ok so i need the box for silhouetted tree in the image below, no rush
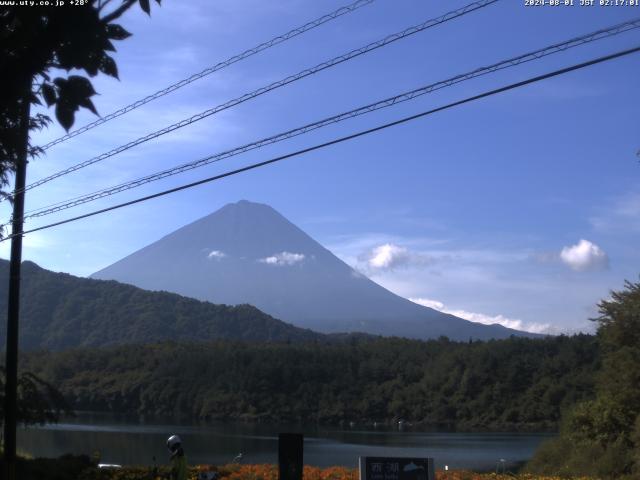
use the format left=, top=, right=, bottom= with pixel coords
left=0, top=0, right=160, bottom=454
left=0, top=367, right=71, bottom=427
left=0, top=0, right=160, bottom=198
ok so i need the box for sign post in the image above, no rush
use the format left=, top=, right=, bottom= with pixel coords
left=359, top=457, right=435, bottom=480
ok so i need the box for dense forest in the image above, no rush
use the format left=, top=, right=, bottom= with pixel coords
left=21, top=334, right=598, bottom=430
left=0, top=260, right=323, bottom=349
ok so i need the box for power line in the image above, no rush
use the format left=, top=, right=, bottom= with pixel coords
left=10, top=0, right=498, bottom=200
left=18, top=17, right=640, bottom=221
left=8, top=44, right=639, bottom=241
left=39, top=0, right=376, bottom=151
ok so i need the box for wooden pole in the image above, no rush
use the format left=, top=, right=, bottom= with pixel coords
left=3, top=81, right=31, bottom=480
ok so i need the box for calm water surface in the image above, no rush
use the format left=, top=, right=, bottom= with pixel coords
left=18, top=413, right=553, bottom=471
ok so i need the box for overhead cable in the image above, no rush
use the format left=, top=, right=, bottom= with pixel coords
left=11, top=0, right=498, bottom=199
left=39, top=0, right=376, bottom=151
left=7, top=44, right=639, bottom=240
left=19, top=17, right=640, bottom=221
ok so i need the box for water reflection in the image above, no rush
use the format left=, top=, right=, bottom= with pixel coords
left=18, top=413, right=553, bottom=470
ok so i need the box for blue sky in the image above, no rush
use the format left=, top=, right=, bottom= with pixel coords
left=2, top=0, right=639, bottom=334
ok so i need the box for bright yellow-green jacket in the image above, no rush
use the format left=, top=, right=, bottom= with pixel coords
left=171, top=451, right=188, bottom=480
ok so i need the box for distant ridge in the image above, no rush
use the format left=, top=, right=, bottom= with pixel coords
left=0, top=259, right=323, bottom=350
left=92, top=200, right=537, bottom=341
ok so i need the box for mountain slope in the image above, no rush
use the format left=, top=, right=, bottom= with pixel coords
left=92, top=200, right=534, bottom=341
left=0, top=260, right=322, bottom=350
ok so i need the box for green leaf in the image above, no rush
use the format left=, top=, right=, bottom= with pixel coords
left=42, top=84, right=57, bottom=107
left=51, top=75, right=98, bottom=127
left=139, top=0, right=150, bottom=15
left=106, top=24, right=132, bottom=41
left=84, top=52, right=101, bottom=77
left=66, top=76, right=96, bottom=98
left=98, top=55, right=119, bottom=79
left=78, top=97, right=99, bottom=116
left=55, top=102, right=75, bottom=131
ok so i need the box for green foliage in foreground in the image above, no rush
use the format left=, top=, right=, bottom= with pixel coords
left=527, top=279, right=640, bottom=478
left=22, top=334, right=597, bottom=430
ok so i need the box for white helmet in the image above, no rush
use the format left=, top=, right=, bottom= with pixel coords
left=167, top=435, right=182, bottom=452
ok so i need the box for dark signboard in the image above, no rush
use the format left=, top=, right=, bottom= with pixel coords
left=359, top=457, right=435, bottom=480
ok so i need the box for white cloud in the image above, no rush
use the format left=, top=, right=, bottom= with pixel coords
left=560, top=239, right=608, bottom=272
left=207, top=250, right=226, bottom=260
left=259, top=251, right=305, bottom=266
left=409, top=297, right=551, bottom=334
left=411, top=298, right=446, bottom=310
left=368, top=243, right=410, bottom=269
left=361, top=243, right=433, bottom=272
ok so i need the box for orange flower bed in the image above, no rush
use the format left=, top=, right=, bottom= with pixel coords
left=213, top=464, right=358, bottom=480
left=95, top=463, right=596, bottom=480
left=211, top=465, right=594, bottom=480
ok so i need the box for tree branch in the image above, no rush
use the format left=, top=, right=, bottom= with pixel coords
left=100, top=0, right=137, bottom=24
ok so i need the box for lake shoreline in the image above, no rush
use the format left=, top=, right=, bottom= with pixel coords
left=62, top=409, right=559, bottom=434
left=18, top=413, right=555, bottom=470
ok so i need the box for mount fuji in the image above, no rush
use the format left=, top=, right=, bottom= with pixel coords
left=92, top=200, right=535, bottom=340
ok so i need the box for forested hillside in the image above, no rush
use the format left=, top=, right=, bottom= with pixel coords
left=0, top=260, right=322, bottom=349
left=527, top=279, right=640, bottom=478
left=22, top=335, right=598, bottom=430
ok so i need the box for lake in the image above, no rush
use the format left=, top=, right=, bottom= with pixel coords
left=18, top=413, right=553, bottom=471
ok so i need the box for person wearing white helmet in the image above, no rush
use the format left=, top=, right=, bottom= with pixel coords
left=167, top=434, right=187, bottom=480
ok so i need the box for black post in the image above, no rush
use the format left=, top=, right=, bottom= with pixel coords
left=3, top=85, right=31, bottom=480
left=278, top=433, right=303, bottom=480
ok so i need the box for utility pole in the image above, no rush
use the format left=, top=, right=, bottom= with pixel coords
left=3, top=81, right=31, bottom=480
